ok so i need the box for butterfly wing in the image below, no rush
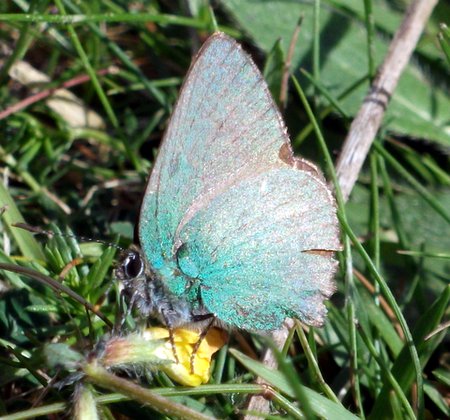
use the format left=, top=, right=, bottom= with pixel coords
left=139, top=32, right=340, bottom=328
left=177, top=167, right=339, bottom=329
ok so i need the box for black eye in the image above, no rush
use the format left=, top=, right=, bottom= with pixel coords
left=122, top=252, right=144, bottom=279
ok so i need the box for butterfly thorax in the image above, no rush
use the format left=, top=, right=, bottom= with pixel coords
left=116, top=246, right=205, bottom=328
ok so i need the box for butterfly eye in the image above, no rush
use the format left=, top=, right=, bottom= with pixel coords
left=121, top=252, right=144, bottom=279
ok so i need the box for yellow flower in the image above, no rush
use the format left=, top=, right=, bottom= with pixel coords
left=143, top=327, right=227, bottom=386
left=98, top=327, right=227, bottom=387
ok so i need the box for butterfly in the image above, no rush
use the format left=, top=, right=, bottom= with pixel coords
left=116, top=32, right=340, bottom=334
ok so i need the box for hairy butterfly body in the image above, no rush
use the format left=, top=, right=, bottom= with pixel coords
left=117, top=32, right=340, bottom=331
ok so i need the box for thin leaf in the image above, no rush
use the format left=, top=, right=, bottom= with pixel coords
left=230, top=348, right=359, bottom=420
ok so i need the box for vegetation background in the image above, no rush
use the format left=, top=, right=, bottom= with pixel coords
left=0, top=0, right=448, bottom=419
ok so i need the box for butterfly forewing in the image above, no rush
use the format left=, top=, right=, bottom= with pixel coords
left=140, top=33, right=291, bottom=262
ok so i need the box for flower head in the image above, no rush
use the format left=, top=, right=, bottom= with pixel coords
left=97, top=327, right=227, bottom=386
left=143, top=327, right=227, bottom=386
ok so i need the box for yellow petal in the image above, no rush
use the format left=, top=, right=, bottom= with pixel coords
left=143, top=327, right=227, bottom=386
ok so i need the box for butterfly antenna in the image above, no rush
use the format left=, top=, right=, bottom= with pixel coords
left=12, top=222, right=125, bottom=252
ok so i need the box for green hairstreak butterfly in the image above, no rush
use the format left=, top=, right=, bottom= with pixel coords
left=117, top=32, right=340, bottom=332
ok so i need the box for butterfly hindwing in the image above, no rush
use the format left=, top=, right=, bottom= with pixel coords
left=177, top=167, right=339, bottom=329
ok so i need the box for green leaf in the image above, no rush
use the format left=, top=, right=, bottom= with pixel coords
left=44, top=343, right=84, bottom=370
left=370, top=285, right=450, bottom=418
left=83, top=245, right=117, bottom=302
left=432, top=368, right=450, bottom=386
left=438, top=23, right=450, bottom=64
left=359, top=287, right=403, bottom=356
left=0, top=183, right=44, bottom=261
left=224, top=0, right=450, bottom=146
left=263, top=38, right=285, bottom=106
left=347, top=185, right=450, bottom=285
left=424, top=380, right=450, bottom=417
left=230, top=348, right=359, bottom=419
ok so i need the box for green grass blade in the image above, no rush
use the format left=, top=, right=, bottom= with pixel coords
left=230, top=349, right=359, bottom=420
left=369, top=285, right=450, bottom=418
left=0, top=183, right=44, bottom=261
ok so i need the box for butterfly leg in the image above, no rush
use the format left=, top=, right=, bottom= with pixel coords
left=161, top=309, right=180, bottom=364
left=189, top=313, right=217, bottom=374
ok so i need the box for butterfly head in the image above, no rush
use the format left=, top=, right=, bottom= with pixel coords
left=116, top=247, right=145, bottom=282
left=115, top=246, right=197, bottom=328
left=116, top=245, right=159, bottom=320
